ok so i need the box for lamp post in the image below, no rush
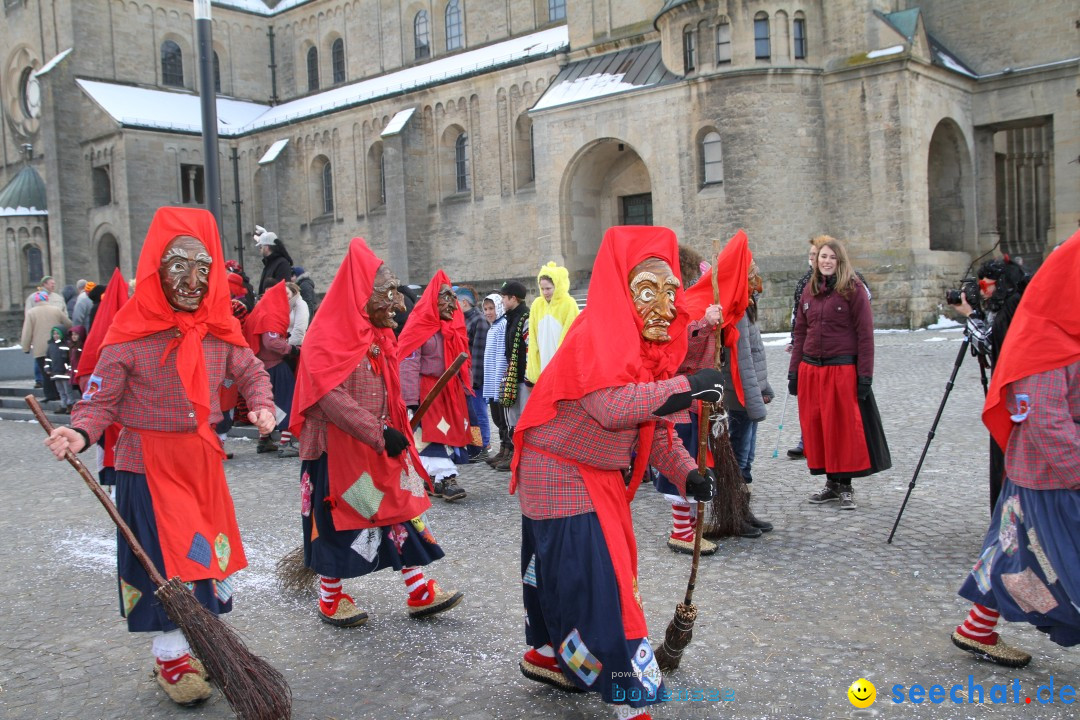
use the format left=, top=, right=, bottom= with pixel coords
left=194, top=0, right=222, bottom=232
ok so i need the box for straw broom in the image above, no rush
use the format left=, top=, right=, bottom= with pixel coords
left=654, top=398, right=710, bottom=673
left=27, top=396, right=291, bottom=720
left=700, top=258, right=750, bottom=540
left=276, top=353, right=469, bottom=593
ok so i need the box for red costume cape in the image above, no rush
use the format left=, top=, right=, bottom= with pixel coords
left=100, top=207, right=248, bottom=582
left=983, top=229, right=1080, bottom=449
left=682, top=229, right=751, bottom=405
left=73, top=267, right=128, bottom=389
left=396, top=269, right=472, bottom=446
left=512, top=225, right=690, bottom=640
left=243, top=281, right=290, bottom=355
left=290, top=238, right=431, bottom=531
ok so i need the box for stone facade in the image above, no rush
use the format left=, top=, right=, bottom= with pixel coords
left=0, top=0, right=1075, bottom=332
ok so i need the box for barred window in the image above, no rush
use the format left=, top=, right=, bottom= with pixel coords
left=306, top=46, right=319, bottom=91
left=415, top=11, right=431, bottom=59
left=322, top=161, right=334, bottom=215
left=445, top=0, right=463, bottom=51
left=455, top=133, right=470, bottom=192
left=332, top=39, right=345, bottom=83
left=161, top=41, right=183, bottom=87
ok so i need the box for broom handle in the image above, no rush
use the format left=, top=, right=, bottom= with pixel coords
left=682, top=399, right=710, bottom=606
left=26, top=395, right=168, bottom=588
left=410, top=352, right=469, bottom=431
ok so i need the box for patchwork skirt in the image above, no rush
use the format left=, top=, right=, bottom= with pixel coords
left=521, top=513, right=666, bottom=708
left=958, top=477, right=1080, bottom=647
left=114, top=471, right=232, bottom=632
left=301, top=454, right=445, bottom=579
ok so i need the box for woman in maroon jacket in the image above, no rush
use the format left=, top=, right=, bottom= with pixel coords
left=788, top=238, right=890, bottom=510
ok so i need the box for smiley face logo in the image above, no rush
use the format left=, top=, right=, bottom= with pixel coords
left=848, top=678, right=876, bottom=708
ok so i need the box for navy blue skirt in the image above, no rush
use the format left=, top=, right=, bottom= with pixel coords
left=268, top=362, right=295, bottom=432
left=301, top=454, right=445, bottom=579
left=958, top=477, right=1080, bottom=647
left=522, top=514, right=667, bottom=708
left=115, top=471, right=233, bottom=632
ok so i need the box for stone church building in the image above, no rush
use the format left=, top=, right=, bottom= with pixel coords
left=0, top=0, right=1075, bottom=334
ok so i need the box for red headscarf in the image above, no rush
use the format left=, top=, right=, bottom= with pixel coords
left=74, top=266, right=128, bottom=386
left=983, top=229, right=1080, bottom=449
left=396, top=269, right=472, bottom=393
left=683, top=230, right=751, bottom=405
left=243, top=281, right=290, bottom=356
left=290, top=238, right=410, bottom=439
left=102, top=207, right=246, bottom=428
left=513, top=226, right=689, bottom=494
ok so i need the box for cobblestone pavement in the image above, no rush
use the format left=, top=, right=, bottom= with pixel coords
left=0, top=327, right=1075, bottom=720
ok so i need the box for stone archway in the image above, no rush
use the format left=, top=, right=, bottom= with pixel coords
left=97, top=233, right=120, bottom=281
left=927, top=119, right=974, bottom=253
left=560, top=138, right=653, bottom=279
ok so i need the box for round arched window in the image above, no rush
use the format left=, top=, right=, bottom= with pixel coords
left=20, top=67, right=41, bottom=119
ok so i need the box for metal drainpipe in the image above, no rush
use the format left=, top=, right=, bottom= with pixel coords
left=231, top=146, right=244, bottom=269
left=268, top=26, right=279, bottom=105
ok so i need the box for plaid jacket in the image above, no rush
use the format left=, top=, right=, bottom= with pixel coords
left=464, top=307, right=490, bottom=390
left=71, top=331, right=273, bottom=473
left=516, top=375, right=696, bottom=519
left=299, top=350, right=388, bottom=460
left=399, top=333, right=445, bottom=406
left=1004, top=360, right=1080, bottom=491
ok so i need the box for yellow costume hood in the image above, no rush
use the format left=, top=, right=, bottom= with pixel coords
left=526, top=261, right=580, bottom=383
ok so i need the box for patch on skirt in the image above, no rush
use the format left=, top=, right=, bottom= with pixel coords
left=972, top=544, right=998, bottom=594
left=120, top=578, right=142, bottom=616
left=632, top=640, right=662, bottom=695
left=559, top=629, right=602, bottom=687
left=400, top=456, right=426, bottom=498
left=214, top=576, right=234, bottom=604
left=214, top=533, right=231, bottom=573
left=341, top=472, right=385, bottom=519
left=187, top=532, right=212, bottom=569
left=1002, top=568, right=1058, bottom=614
left=300, top=472, right=313, bottom=517
left=389, top=524, right=409, bottom=554
left=1025, top=527, right=1059, bottom=585
left=998, top=495, right=1023, bottom=556
left=351, top=527, right=381, bottom=563
left=410, top=515, right=437, bottom=544
left=522, top=554, right=537, bottom=587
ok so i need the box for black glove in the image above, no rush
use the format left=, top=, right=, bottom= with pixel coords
left=687, top=368, right=724, bottom=403
left=857, top=376, right=872, bottom=401
left=288, top=345, right=301, bottom=359
left=788, top=371, right=798, bottom=396
left=382, top=426, right=409, bottom=457
left=684, top=469, right=715, bottom=502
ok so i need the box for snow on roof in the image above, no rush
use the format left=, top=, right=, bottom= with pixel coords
left=245, top=26, right=567, bottom=132
left=866, top=45, right=905, bottom=59
left=35, top=48, right=73, bottom=77
left=380, top=108, right=415, bottom=137
left=258, top=138, right=289, bottom=164
left=211, top=0, right=312, bottom=16
left=0, top=206, right=48, bottom=217
left=75, top=26, right=567, bottom=137
left=533, top=41, right=679, bottom=112
left=77, top=79, right=270, bottom=135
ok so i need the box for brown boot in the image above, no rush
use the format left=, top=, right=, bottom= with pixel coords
left=486, top=445, right=508, bottom=467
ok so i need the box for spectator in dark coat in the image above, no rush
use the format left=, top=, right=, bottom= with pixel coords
left=254, top=225, right=293, bottom=295
left=456, top=286, right=491, bottom=458
left=291, top=266, right=318, bottom=318
left=85, top=284, right=107, bottom=335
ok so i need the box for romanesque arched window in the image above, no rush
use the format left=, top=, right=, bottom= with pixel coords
left=793, top=12, right=807, bottom=59
left=455, top=132, right=470, bottom=192
left=754, top=12, right=771, bottom=60
left=161, top=41, right=184, bottom=87
left=307, top=46, right=319, bottom=91
left=212, top=51, right=221, bottom=93
left=415, top=11, right=431, bottom=59
left=445, top=0, right=463, bottom=51
left=331, top=39, right=345, bottom=84
left=321, top=160, right=334, bottom=214
left=701, top=131, right=723, bottom=185
left=716, top=19, right=732, bottom=64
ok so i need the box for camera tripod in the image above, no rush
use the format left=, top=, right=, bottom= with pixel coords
left=887, top=330, right=989, bottom=543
